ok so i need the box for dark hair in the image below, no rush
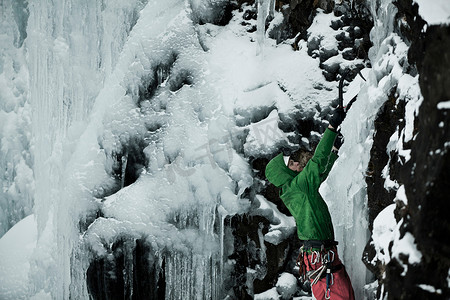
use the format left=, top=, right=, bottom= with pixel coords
left=289, top=149, right=313, bottom=167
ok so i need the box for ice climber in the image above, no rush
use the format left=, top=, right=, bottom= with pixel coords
left=265, top=107, right=355, bottom=300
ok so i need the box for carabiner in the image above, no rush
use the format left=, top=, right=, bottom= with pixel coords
left=325, top=288, right=331, bottom=299
left=311, top=251, right=320, bottom=265
left=328, top=250, right=335, bottom=263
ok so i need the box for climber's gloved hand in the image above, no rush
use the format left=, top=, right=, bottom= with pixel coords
left=334, top=131, right=344, bottom=149
left=329, top=107, right=346, bottom=129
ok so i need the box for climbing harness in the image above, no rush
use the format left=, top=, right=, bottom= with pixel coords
left=296, top=241, right=343, bottom=299
left=302, top=240, right=338, bottom=249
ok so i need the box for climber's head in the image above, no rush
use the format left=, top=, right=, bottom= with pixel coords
left=286, top=148, right=313, bottom=172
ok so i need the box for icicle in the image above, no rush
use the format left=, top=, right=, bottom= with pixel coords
left=162, top=203, right=222, bottom=299
left=217, top=205, right=227, bottom=284
left=268, top=0, right=276, bottom=19
left=257, top=222, right=267, bottom=279
left=256, top=0, right=270, bottom=55
left=121, top=152, right=128, bottom=189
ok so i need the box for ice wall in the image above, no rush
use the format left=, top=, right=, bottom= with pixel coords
left=27, top=0, right=147, bottom=234
left=25, top=0, right=149, bottom=298
left=24, top=0, right=255, bottom=298
left=0, top=0, right=33, bottom=237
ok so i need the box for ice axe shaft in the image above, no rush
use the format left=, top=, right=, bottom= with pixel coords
left=338, top=69, right=350, bottom=109
left=338, top=68, right=365, bottom=112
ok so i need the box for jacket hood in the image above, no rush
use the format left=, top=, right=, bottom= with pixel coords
left=265, top=153, right=298, bottom=187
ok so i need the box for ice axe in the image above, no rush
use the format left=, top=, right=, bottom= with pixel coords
left=338, top=68, right=366, bottom=112
left=333, top=67, right=366, bottom=149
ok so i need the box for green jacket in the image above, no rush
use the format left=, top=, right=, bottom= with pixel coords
left=265, top=128, right=338, bottom=241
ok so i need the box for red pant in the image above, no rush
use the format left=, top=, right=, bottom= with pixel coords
left=300, top=247, right=355, bottom=300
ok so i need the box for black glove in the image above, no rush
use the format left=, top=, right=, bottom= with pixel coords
left=334, top=131, right=344, bottom=149
left=329, top=107, right=346, bottom=129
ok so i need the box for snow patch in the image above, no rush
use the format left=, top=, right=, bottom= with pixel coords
left=371, top=204, right=396, bottom=265
left=414, top=0, right=450, bottom=25
left=254, top=287, right=280, bottom=300
left=392, top=232, right=422, bottom=266
left=437, top=100, right=450, bottom=109
left=244, top=110, right=290, bottom=157
left=276, top=272, right=297, bottom=299
left=398, top=74, right=423, bottom=143
left=395, top=185, right=408, bottom=204
left=382, top=164, right=399, bottom=191
left=307, top=9, right=341, bottom=58
left=0, top=215, right=37, bottom=300
left=417, top=284, right=443, bottom=294
left=254, top=195, right=296, bottom=245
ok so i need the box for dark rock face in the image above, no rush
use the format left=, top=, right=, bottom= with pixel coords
left=268, top=0, right=372, bottom=61
left=365, top=94, right=405, bottom=230
left=224, top=213, right=302, bottom=298
left=362, top=0, right=450, bottom=298
left=265, top=0, right=336, bottom=45
left=362, top=94, right=406, bottom=291
left=388, top=24, right=450, bottom=299
left=318, top=4, right=372, bottom=80
left=87, top=239, right=165, bottom=300
left=190, top=0, right=235, bottom=26
left=288, top=0, right=333, bottom=41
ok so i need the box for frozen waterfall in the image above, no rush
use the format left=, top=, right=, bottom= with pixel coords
left=0, top=0, right=432, bottom=299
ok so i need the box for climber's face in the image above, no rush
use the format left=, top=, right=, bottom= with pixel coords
left=287, top=150, right=313, bottom=172
left=288, top=160, right=302, bottom=172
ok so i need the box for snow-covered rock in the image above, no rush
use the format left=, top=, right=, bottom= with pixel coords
left=276, top=272, right=298, bottom=299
